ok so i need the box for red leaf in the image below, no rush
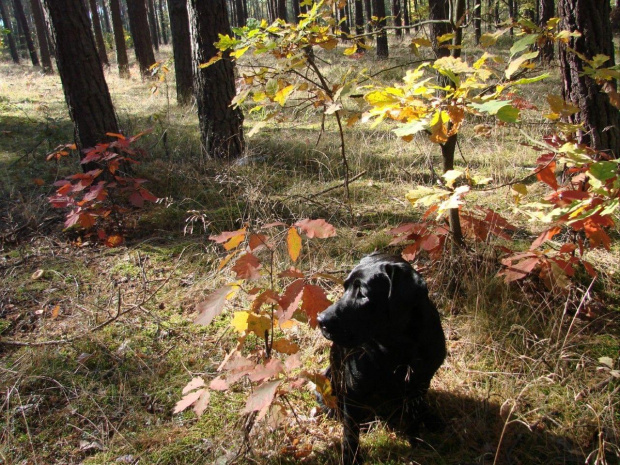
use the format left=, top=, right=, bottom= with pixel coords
left=251, top=289, right=281, bottom=313
left=536, top=161, right=558, bottom=190
left=583, top=219, right=611, bottom=249
left=232, top=253, right=261, bottom=280
left=278, top=279, right=305, bottom=321
left=301, top=284, right=331, bottom=328
left=278, top=267, right=304, bottom=279
left=294, top=219, right=337, bottom=239
left=248, top=233, right=268, bottom=251
left=129, top=191, right=144, bottom=207
left=530, top=227, right=561, bottom=250
left=401, top=243, right=419, bottom=261
left=242, top=380, right=281, bottom=414
left=194, top=285, right=236, bottom=326
left=140, top=188, right=158, bottom=203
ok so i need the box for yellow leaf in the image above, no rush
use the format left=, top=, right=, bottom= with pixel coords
left=343, top=44, right=357, bottom=56
left=318, top=37, right=338, bottom=50
left=442, top=169, right=463, bottom=188
left=287, top=227, right=302, bottom=262
left=199, top=54, right=222, bottom=68
left=274, top=85, right=295, bottom=106
left=231, top=46, right=250, bottom=59
left=247, top=312, right=272, bottom=337
left=231, top=311, right=250, bottom=333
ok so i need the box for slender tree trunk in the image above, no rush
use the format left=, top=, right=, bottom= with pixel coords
left=372, top=0, right=388, bottom=57
left=354, top=0, right=365, bottom=49
left=538, top=0, right=554, bottom=64
left=291, top=0, right=300, bottom=22
left=402, top=0, right=410, bottom=33
left=558, top=0, right=620, bottom=158
left=88, top=0, right=110, bottom=66
left=474, top=0, right=481, bottom=44
left=0, top=0, right=20, bottom=63
left=339, top=1, right=350, bottom=35
left=235, top=0, right=246, bottom=26
left=429, top=0, right=450, bottom=58
left=167, top=0, right=193, bottom=105
left=392, top=0, right=401, bottom=37
left=277, top=0, right=287, bottom=21
left=364, top=0, right=372, bottom=33
left=13, top=0, right=39, bottom=66
left=146, top=0, right=159, bottom=51
left=188, top=0, right=244, bottom=158
left=126, top=0, right=156, bottom=77
left=158, top=0, right=168, bottom=44
left=29, top=0, right=52, bottom=72
left=100, top=0, right=112, bottom=33
left=110, top=0, right=129, bottom=77
left=43, top=0, right=120, bottom=170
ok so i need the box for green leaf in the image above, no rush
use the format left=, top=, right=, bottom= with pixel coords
left=510, top=73, right=550, bottom=86
left=393, top=120, right=429, bottom=138
left=497, top=105, right=519, bottom=123
left=589, top=161, right=619, bottom=182
left=505, top=51, right=539, bottom=79
left=470, top=100, right=510, bottom=115
left=510, top=34, right=538, bottom=57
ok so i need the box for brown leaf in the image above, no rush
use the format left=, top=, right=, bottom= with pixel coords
left=182, top=377, right=206, bottom=395
left=193, top=390, right=211, bottom=416
left=278, top=279, right=305, bottom=322
left=248, top=233, right=268, bottom=251
left=530, top=227, right=561, bottom=250
left=251, top=289, right=281, bottom=313
left=104, top=234, right=124, bottom=248
left=51, top=305, right=60, bottom=320
left=242, top=380, right=281, bottom=414
left=293, top=219, right=337, bottom=239
left=209, top=227, right=247, bottom=250
left=278, top=267, right=305, bottom=279
left=301, top=284, right=331, bottom=328
left=232, top=253, right=262, bottom=280
left=536, top=161, right=558, bottom=190
left=272, top=338, right=300, bottom=355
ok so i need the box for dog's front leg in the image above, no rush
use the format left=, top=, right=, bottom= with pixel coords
left=342, top=400, right=363, bottom=465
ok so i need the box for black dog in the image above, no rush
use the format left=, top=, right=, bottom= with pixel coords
left=317, top=253, right=446, bottom=464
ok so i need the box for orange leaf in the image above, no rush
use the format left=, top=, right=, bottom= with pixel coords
left=287, top=227, right=302, bottom=262
left=251, top=289, right=281, bottom=313
left=209, top=227, right=247, bottom=250
left=536, top=161, right=558, bottom=190
left=530, top=227, right=561, bottom=250
left=104, top=234, right=124, bottom=248
left=51, top=305, right=60, bottom=319
left=33, top=178, right=45, bottom=186
left=294, top=219, right=336, bottom=238
left=248, top=233, right=268, bottom=251
left=583, top=219, right=611, bottom=249
left=272, top=338, right=300, bottom=355
left=301, top=284, right=331, bottom=328
left=278, top=279, right=305, bottom=322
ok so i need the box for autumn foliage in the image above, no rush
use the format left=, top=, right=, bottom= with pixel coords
left=47, top=131, right=158, bottom=246
left=175, top=219, right=338, bottom=422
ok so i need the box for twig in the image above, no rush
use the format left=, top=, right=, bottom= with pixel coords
left=311, top=170, right=367, bottom=198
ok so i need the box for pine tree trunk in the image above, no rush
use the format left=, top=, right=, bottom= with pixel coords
left=429, top=0, right=450, bottom=58
left=558, top=0, right=619, bottom=158
left=167, top=0, right=193, bottom=105
left=364, top=0, right=372, bottom=33
left=29, top=0, right=52, bottom=72
left=372, top=0, right=388, bottom=57
left=13, top=0, right=39, bottom=66
left=354, top=0, right=365, bottom=48
left=277, top=0, right=287, bottom=21
left=147, top=0, right=159, bottom=51
left=43, top=0, right=119, bottom=169
left=474, top=0, right=481, bottom=44
left=126, top=0, right=156, bottom=77
left=403, top=0, right=411, bottom=33
left=158, top=0, right=168, bottom=44
left=392, top=0, right=401, bottom=37
left=100, top=0, right=112, bottom=33
left=188, top=0, right=244, bottom=159
left=0, top=0, right=19, bottom=63
left=291, top=0, right=300, bottom=22
left=538, top=0, right=554, bottom=63
left=109, top=0, right=129, bottom=77
left=88, top=0, right=110, bottom=66
left=235, top=0, right=247, bottom=26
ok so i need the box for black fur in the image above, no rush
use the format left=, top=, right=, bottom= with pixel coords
left=317, top=253, right=446, bottom=464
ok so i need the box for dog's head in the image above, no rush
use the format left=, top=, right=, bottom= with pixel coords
left=317, top=254, right=429, bottom=347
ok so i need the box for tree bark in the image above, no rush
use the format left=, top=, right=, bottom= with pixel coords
left=188, top=0, right=244, bottom=158
left=429, top=0, right=450, bottom=58
left=126, top=0, right=156, bottom=77
left=392, top=0, right=401, bottom=37
left=291, top=0, right=300, bottom=22
left=146, top=0, right=159, bottom=50
left=363, top=0, right=372, bottom=33
left=0, top=0, right=19, bottom=63
left=558, top=0, right=620, bottom=158
left=13, top=0, right=39, bottom=66
left=158, top=0, right=168, bottom=44
left=235, top=0, right=247, bottom=26
left=354, top=0, right=365, bottom=49
left=29, top=0, right=52, bottom=72
left=43, top=0, right=120, bottom=169
left=538, top=0, right=553, bottom=64
left=99, top=0, right=112, bottom=33
left=109, top=0, right=129, bottom=77
left=474, top=0, right=481, bottom=44
left=372, top=0, right=388, bottom=57
left=88, top=0, right=110, bottom=66
left=167, top=0, right=193, bottom=105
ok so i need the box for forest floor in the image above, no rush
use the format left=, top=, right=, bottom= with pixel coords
left=0, top=39, right=619, bottom=465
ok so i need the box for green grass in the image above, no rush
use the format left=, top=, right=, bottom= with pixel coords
left=1, top=33, right=619, bottom=465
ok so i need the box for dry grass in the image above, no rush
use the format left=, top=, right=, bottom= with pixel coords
left=0, top=36, right=619, bottom=465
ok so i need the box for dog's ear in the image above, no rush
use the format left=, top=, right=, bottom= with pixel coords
left=383, top=262, right=429, bottom=326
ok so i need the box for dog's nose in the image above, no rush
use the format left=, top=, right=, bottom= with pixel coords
left=317, top=312, right=326, bottom=328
